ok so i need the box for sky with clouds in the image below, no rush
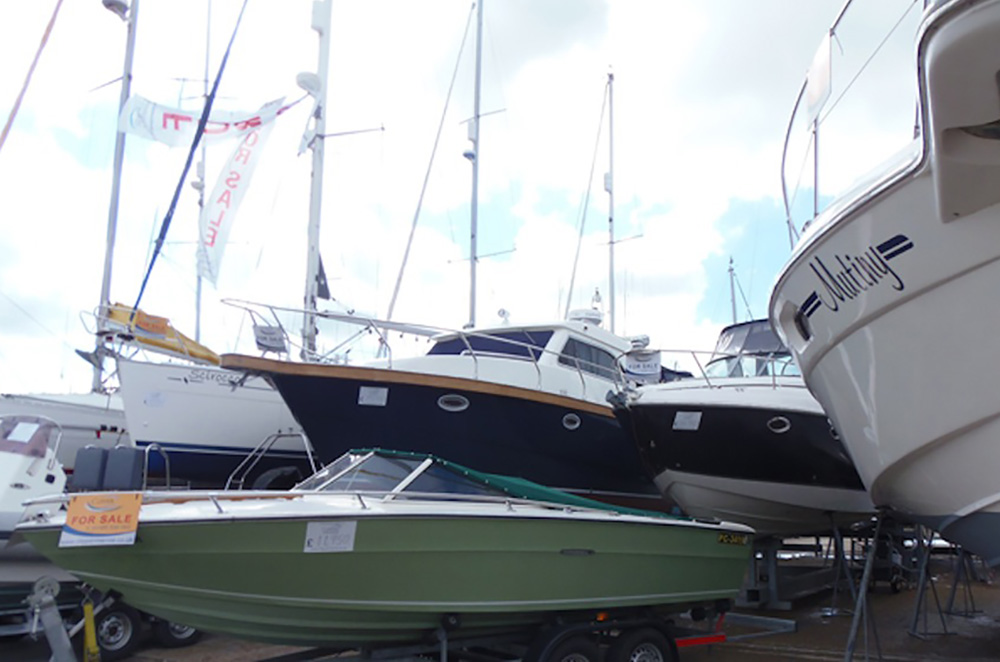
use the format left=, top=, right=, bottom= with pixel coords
left=0, top=0, right=923, bottom=393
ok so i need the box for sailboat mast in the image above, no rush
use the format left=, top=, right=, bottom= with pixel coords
left=728, top=257, right=737, bottom=324
left=92, top=0, right=139, bottom=393
left=301, top=0, right=331, bottom=357
left=606, top=72, right=615, bottom=334
left=467, top=0, right=483, bottom=329
left=195, top=0, right=211, bottom=343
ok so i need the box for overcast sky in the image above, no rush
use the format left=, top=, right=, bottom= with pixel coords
left=0, top=0, right=922, bottom=393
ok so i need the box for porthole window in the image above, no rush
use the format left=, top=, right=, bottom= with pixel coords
left=767, top=416, right=791, bottom=434
left=563, top=413, right=582, bottom=431
left=438, top=394, right=470, bottom=413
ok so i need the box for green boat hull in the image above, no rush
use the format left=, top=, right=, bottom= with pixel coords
left=24, top=514, right=750, bottom=646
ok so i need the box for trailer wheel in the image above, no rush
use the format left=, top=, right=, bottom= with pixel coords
left=546, top=635, right=600, bottom=662
left=152, top=619, right=202, bottom=647
left=94, top=603, right=145, bottom=661
left=607, top=628, right=677, bottom=662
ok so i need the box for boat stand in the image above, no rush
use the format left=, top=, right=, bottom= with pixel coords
left=944, top=547, right=983, bottom=618
left=737, top=536, right=840, bottom=610
left=823, top=524, right=860, bottom=617
left=907, top=526, right=953, bottom=639
left=842, top=510, right=885, bottom=662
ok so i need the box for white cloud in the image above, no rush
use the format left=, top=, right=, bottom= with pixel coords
left=3, top=0, right=924, bottom=394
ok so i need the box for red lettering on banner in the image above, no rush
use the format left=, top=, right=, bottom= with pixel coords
left=205, top=226, right=218, bottom=247
left=225, top=171, right=241, bottom=189
left=243, top=131, right=259, bottom=147
left=234, top=116, right=262, bottom=131
left=203, top=121, right=230, bottom=135
left=210, top=209, right=226, bottom=229
left=234, top=146, right=252, bottom=165
left=162, top=113, right=193, bottom=131
left=217, top=189, right=233, bottom=209
left=98, top=513, right=132, bottom=525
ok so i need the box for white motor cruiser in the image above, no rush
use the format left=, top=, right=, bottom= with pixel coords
left=771, top=0, right=1000, bottom=564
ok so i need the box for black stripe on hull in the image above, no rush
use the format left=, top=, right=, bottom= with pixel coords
left=614, top=403, right=864, bottom=491
left=268, top=372, right=657, bottom=498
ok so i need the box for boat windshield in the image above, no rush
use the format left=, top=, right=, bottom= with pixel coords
left=714, top=319, right=785, bottom=356
left=293, top=452, right=368, bottom=491
left=0, top=416, right=56, bottom=459
left=427, top=330, right=553, bottom=360
left=704, top=353, right=801, bottom=379
left=297, top=452, right=510, bottom=498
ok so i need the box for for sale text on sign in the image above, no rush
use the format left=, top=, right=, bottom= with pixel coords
left=59, top=493, right=142, bottom=548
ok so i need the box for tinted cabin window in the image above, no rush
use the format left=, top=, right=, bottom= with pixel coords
left=428, top=330, right=553, bottom=359
left=558, top=338, right=619, bottom=381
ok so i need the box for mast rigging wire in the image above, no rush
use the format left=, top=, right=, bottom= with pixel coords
left=130, top=0, right=250, bottom=319
left=0, top=0, right=64, bottom=156
left=564, top=78, right=610, bottom=319
left=385, top=2, right=477, bottom=322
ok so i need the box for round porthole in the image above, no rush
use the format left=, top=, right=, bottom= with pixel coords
left=767, top=416, right=791, bottom=434
left=437, top=394, right=470, bottom=413
left=563, top=413, right=582, bottom=431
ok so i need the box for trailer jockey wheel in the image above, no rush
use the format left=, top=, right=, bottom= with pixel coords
left=607, top=628, right=677, bottom=662
left=94, top=603, right=145, bottom=661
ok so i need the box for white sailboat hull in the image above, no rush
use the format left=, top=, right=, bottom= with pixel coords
left=116, top=359, right=310, bottom=485
left=770, top=0, right=1000, bottom=564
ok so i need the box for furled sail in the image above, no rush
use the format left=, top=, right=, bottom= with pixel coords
left=103, top=303, right=220, bottom=366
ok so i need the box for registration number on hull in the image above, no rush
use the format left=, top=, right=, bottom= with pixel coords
left=718, top=532, right=750, bottom=546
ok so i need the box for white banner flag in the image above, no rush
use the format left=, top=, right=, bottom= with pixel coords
left=196, top=99, right=282, bottom=284
left=119, top=95, right=288, bottom=147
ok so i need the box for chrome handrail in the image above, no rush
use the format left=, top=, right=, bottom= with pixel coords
left=221, top=297, right=632, bottom=401
left=780, top=0, right=922, bottom=247
left=225, top=431, right=316, bottom=490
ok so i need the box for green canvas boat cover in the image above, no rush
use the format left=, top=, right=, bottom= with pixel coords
left=353, top=448, right=690, bottom=521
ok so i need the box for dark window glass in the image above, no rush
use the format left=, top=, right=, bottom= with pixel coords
left=427, top=330, right=553, bottom=359
left=714, top=319, right=786, bottom=356
left=558, top=338, right=619, bottom=380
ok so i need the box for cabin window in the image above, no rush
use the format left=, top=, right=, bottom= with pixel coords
left=427, top=330, right=553, bottom=359
left=558, top=338, right=619, bottom=381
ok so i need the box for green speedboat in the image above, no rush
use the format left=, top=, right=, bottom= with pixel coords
left=17, top=449, right=753, bottom=647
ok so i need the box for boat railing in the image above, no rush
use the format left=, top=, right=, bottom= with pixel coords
left=141, top=489, right=648, bottom=518
left=622, top=347, right=803, bottom=391
left=141, top=443, right=171, bottom=491
left=221, top=298, right=629, bottom=401
left=780, top=0, right=924, bottom=248
left=224, top=431, right=318, bottom=490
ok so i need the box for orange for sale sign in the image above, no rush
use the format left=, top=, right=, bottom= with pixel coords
left=59, top=493, right=142, bottom=548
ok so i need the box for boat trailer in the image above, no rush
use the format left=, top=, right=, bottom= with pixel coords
left=253, top=600, right=795, bottom=662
